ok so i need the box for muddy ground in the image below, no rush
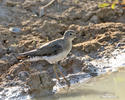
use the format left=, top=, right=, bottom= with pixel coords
left=0, top=0, right=125, bottom=98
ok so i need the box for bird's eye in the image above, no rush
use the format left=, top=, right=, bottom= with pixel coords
left=69, top=33, right=72, bottom=35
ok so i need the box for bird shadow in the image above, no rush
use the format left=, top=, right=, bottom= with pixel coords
left=32, top=88, right=107, bottom=100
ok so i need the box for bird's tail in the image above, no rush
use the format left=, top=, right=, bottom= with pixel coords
left=17, top=49, right=38, bottom=60
left=17, top=52, right=44, bottom=62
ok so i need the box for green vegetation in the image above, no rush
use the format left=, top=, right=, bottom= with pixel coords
left=98, top=0, right=119, bottom=9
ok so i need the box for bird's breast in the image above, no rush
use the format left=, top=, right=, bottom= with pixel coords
left=42, top=50, right=70, bottom=64
left=42, top=39, right=72, bottom=64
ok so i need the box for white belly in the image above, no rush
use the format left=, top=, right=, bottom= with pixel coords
left=42, top=50, right=69, bottom=64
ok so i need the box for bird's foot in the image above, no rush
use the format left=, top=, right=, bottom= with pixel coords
left=53, top=64, right=71, bottom=91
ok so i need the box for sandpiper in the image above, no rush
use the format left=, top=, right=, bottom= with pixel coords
left=18, top=30, right=76, bottom=87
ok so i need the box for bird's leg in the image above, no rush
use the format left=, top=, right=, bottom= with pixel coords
left=53, top=64, right=60, bottom=81
left=56, top=64, right=70, bottom=88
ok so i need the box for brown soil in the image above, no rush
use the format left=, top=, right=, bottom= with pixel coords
left=0, top=0, right=125, bottom=95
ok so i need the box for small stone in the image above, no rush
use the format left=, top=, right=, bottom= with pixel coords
left=90, top=15, right=99, bottom=23
left=0, top=42, right=6, bottom=57
left=6, top=75, right=13, bottom=80
left=0, top=87, right=4, bottom=92
left=7, top=46, right=16, bottom=53
left=116, top=43, right=125, bottom=48
left=18, top=71, right=29, bottom=81
left=6, top=1, right=17, bottom=7
left=0, top=60, right=9, bottom=76
left=90, top=73, right=98, bottom=77
left=9, top=27, right=21, bottom=33
left=39, top=7, right=45, bottom=17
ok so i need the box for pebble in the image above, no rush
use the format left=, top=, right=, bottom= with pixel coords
left=116, top=43, right=125, bottom=48
left=9, top=27, right=21, bottom=33
left=0, top=87, right=4, bottom=92
left=6, top=75, right=13, bottom=80
left=18, top=71, right=29, bottom=81
left=90, top=15, right=99, bottom=24
left=39, top=7, right=45, bottom=17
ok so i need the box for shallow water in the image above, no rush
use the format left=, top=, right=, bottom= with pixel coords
left=33, top=69, right=125, bottom=100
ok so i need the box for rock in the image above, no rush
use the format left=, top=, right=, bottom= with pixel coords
left=116, top=43, right=125, bottom=48
left=9, top=27, right=21, bottom=33
left=39, top=7, right=45, bottom=17
left=5, top=1, right=17, bottom=7
left=82, top=64, right=98, bottom=76
left=6, top=0, right=25, bottom=3
left=0, top=77, right=2, bottom=82
left=96, top=7, right=123, bottom=22
left=0, top=87, right=4, bottom=92
left=27, top=71, right=55, bottom=97
left=5, top=0, right=25, bottom=7
left=0, top=42, right=6, bottom=57
left=4, top=53, right=18, bottom=65
left=84, top=42, right=101, bottom=53
left=90, top=15, right=100, bottom=24
left=6, top=74, right=13, bottom=80
left=7, top=46, right=17, bottom=53
left=62, top=7, right=85, bottom=21
left=18, top=71, right=29, bottom=81
left=8, top=62, right=30, bottom=77
left=0, top=53, right=19, bottom=76
left=60, top=55, right=85, bottom=74
left=83, top=11, right=95, bottom=22
left=0, top=60, right=9, bottom=76
left=74, top=41, right=101, bottom=54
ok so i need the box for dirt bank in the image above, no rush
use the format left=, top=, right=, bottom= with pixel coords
left=0, top=0, right=125, bottom=99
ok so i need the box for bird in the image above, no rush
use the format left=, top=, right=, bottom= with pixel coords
left=17, top=30, right=76, bottom=87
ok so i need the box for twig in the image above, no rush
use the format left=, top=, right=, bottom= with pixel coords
left=39, top=0, right=58, bottom=17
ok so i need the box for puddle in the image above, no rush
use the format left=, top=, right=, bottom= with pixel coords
left=34, top=69, right=125, bottom=100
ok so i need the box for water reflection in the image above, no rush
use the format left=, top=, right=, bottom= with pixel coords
left=32, top=70, right=125, bottom=100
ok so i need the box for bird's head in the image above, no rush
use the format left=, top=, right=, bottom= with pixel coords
left=64, top=30, right=76, bottom=41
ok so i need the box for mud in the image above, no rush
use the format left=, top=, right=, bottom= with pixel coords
left=0, top=0, right=125, bottom=99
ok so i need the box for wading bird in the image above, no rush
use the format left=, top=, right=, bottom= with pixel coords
left=18, top=30, right=76, bottom=87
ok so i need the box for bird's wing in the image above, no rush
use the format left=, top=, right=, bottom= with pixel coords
left=37, top=40, right=63, bottom=56
left=17, top=39, right=63, bottom=59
